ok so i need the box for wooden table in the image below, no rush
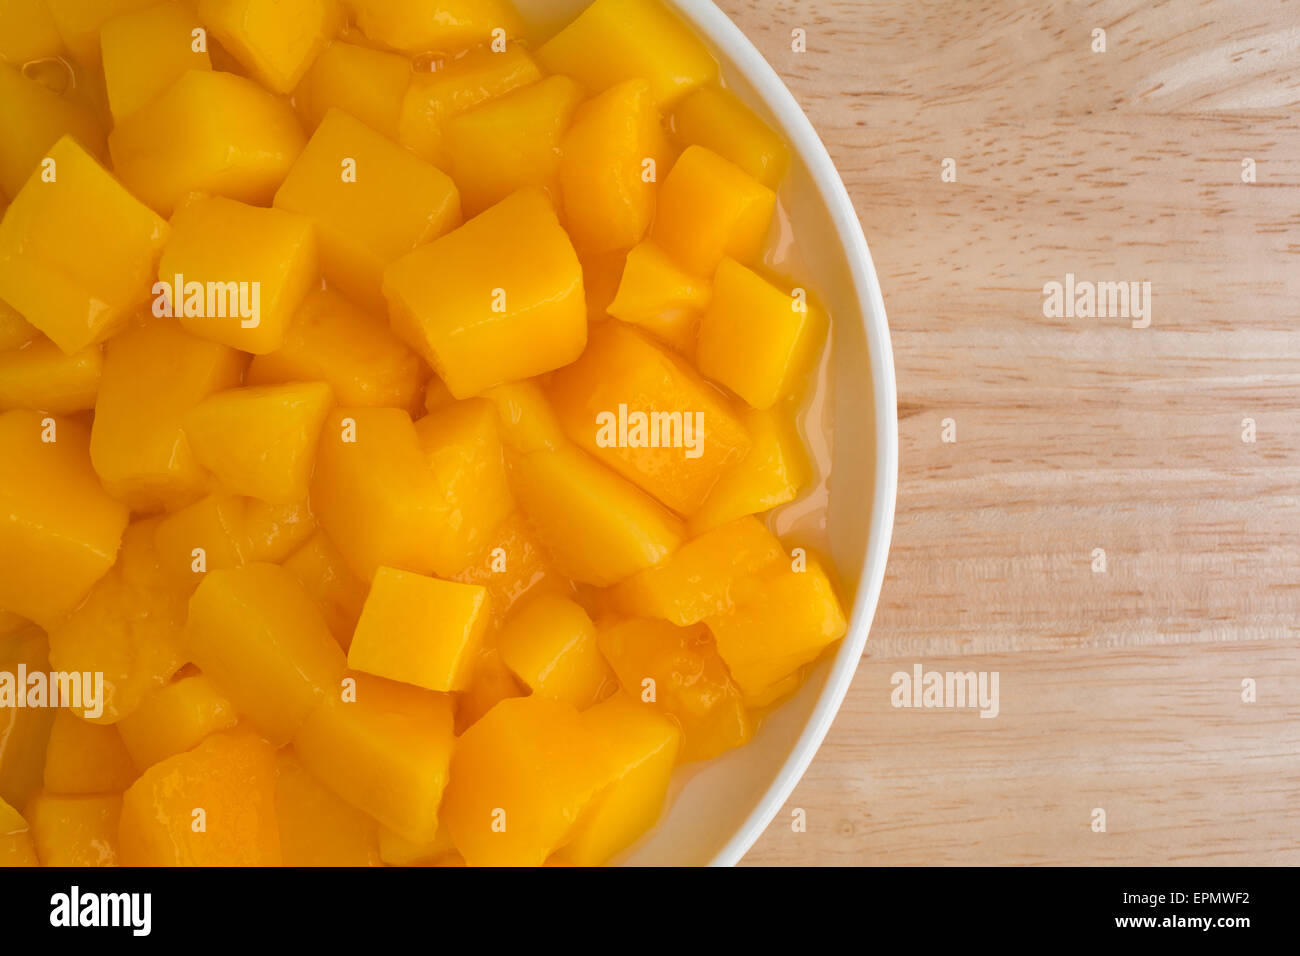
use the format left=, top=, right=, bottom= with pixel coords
left=719, top=0, right=1300, bottom=865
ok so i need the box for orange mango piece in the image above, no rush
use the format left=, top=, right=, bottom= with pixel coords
left=198, top=0, right=342, bottom=94
left=349, top=0, right=523, bottom=55
left=451, top=510, right=570, bottom=629
left=0, top=797, right=38, bottom=867
left=481, top=380, right=566, bottom=453
left=101, top=0, right=212, bottom=122
left=276, top=749, right=381, bottom=866
left=281, top=529, right=368, bottom=649
left=240, top=496, right=316, bottom=563
left=671, top=85, right=788, bottom=188
left=152, top=493, right=249, bottom=592
left=42, top=710, right=136, bottom=795
left=298, top=39, right=410, bottom=139
left=0, top=62, right=106, bottom=200
left=607, top=240, right=711, bottom=354
left=116, top=674, right=238, bottom=769
left=690, top=405, right=810, bottom=533
left=27, top=793, right=122, bottom=866
left=45, top=0, right=156, bottom=67
left=498, top=592, right=612, bottom=709
left=0, top=628, right=56, bottom=810
left=0, top=338, right=100, bottom=414
left=0, top=300, right=38, bottom=350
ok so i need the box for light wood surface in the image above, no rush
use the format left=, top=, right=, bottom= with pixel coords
left=717, top=0, right=1300, bottom=865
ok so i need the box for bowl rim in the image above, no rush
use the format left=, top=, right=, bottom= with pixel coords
left=664, top=0, right=900, bottom=867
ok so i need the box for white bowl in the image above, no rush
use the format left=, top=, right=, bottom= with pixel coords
left=519, top=0, right=899, bottom=865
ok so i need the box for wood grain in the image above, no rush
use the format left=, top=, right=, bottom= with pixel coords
left=714, top=0, right=1300, bottom=865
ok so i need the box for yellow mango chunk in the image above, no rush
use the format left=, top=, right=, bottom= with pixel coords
left=481, top=380, right=566, bottom=453
left=276, top=749, right=381, bottom=866
left=690, top=406, right=810, bottom=533
left=90, top=319, right=245, bottom=512
left=442, top=696, right=606, bottom=866
left=109, top=69, right=306, bottom=216
left=46, top=0, right=156, bottom=66
left=119, top=727, right=280, bottom=865
left=101, top=0, right=212, bottom=122
left=348, top=567, right=490, bottom=692
left=0, top=300, right=38, bottom=350
left=598, top=618, right=750, bottom=763
left=451, top=510, right=570, bottom=630
left=498, top=592, right=612, bottom=708
left=241, top=496, right=316, bottom=563
left=0, top=0, right=63, bottom=66
left=282, top=529, right=368, bottom=648
left=199, top=0, right=342, bottom=94
left=42, top=710, right=136, bottom=795
left=274, top=108, right=461, bottom=310
left=559, top=79, right=668, bottom=254
left=47, top=519, right=188, bottom=724
left=183, top=563, right=346, bottom=743
left=698, top=258, right=824, bottom=409
left=349, top=0, right=523, bottom=55
left=247, top=289, right=423, bottom=411
left=378, top=821, right=455, bottom=866
left=397, top=44, right=540, bottom=167
left=561, top=691, right=680, bottom=865
left=159, top=196, right=317, bottom=354
left=0, top=338, right=100, bottom=413
left=153, top=493, right=249, bottom=592
left=384, top=188, right=586, bottom=398
left=612, top=516, right=784, bottom=626
left=0, top=629, right=56, bottom=810
left=652, top=145, right=775, bottom=277
left=446, top=75, right=585, bottom=216
left=116, top=674, right=237, bottom=769
left=0, top=63, right=106, bottom=200
left=671, top=85, right=788, bottom=188
left=298, top=39, right=409, bottom=139
left=27, top=793, right=122, bottom=866
left=549, top=323, right=752, bottom=515
left=293, top=672, right=454, bottom=845
left=706, top=556, right=848, bottom=706
left=0, top=410, right=128, bottom=628
left=0, top=796, right=38, bottom=867
left=0, top=136, right=165, bottom=354
left=537, top=0, right=715, bottom=108
left=183, top=382, right=333, bottom=504
left=453, top=645, right=525, bottom=734
left=607, top=241, right=711, bottom=354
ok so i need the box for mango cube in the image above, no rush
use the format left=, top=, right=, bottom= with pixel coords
left=348, top=567, right=490, bottom=692
left=282, top=529, right=368, bottom=648
left=183, top=382, right=333, bottom=504
left=652, top=145, right=775, bottom=277
left=198, top=0, right=342, bottom=94
left=698, top=258, right=824, bottom=409
left=0, top=410, right=128, bottom=628
left=446, top=75, right=585, bottom=216
left=497, top=592, right=612, bottom=708
left=0, top=338, right=101, bottom=414
left=0, top=629, right=55, bottom=810
left=240, top=496, right=316, bottom=563
left=442, top=696, right=606, bottom=866
left=90, top=319, right=245, bottom=512
left=0, top=136, right=167, bottom=354
left=607, top=241, right=711, bottom=354
left=183, top=563, right=346, bottom=743
left=101, top=0, right=212, bottom=122
left=158, top=196, right=318, bottom=354
left=451, top=510, right=571, bottom=632
left=109, top=69, right=306, bottom=216
left=292, top=672, right=454, bottom=845
left=481, top=380, right=566, bottom=453
left=298, top=40, right=409, bottom=139
left=537, top=0, right=715, bottom=108
left=0, top=301, right=38, bottom=350
left=0, top=63, right=106, bottom=199
left=119, top=727, right=281, bottom=865
left=672, top=85, right=788, bottom=188
left=0, top=797, right=38, bottom=867
left=549, top=322, right=752, bottom=515
left=42, top=710, right=136, bottom=794
left=349, top=0, right=523, bottom=54
left=45, top=0, right=157, bottom=66
left=116, top=675, right=238, bottom=769
left=690, top=406, right=810, bottom=533
left=27, top=794, right=122, bottom=866
left=276, top=749, right=381, bottom=866
left=152, top=493, right=250, bottom=592
left=384, top=188, right=586, bottom=398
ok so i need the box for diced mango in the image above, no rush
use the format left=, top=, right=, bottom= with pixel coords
left=446, top=75, right=584, bottom=216
left=46, top=0, right=156, bottom=66
left=453, top=645, right=525, bottom=734
left=158, top=196, right=317, bottom=354
left=27, top=793, right=122, bottom=866
left=349, top=0, right=523, bottom=55
left=198, top=0, right=342, bottom=94
left=0, top=796, right=38, bottom=867
left=451, top=510, right=570, bottom=630
left=378, top=821, right=455, bottom=866
left=397, top=44, right=540, bottom=167
left=0, top=63, right=106, bottom=200
left=183, top=563, right=346, bottom=743
left=698, top=258, right=824, bottom=409
left=652, top=145, right=775, bottom=277
left=481, top=380, right=566, bottom=453
left=109, top=69, right=306, bottom=216
left=276, top=749, right=381, bottom=866
left=0, top=135, right=165, bottom=354
left=705, top=556, right=847, bottom=705
left=153, top=493, right=249, bottom=592
left=442, top=696, right=606, bottom=866
left=0, top=629, right=56, bottom=810
left=671, top=85, right=788, bottom=188
left=0, top=300, right=38, bottom=350
left=89, top=319, right=245, bottom=512
left=384, top=188, right=586, bottom=398
left=559, top=79, right=668, bottom=254
left=241, top=497, right=316, bottom=563
left=119, top=727, right=281, bottom=865
left=100, top=0, right=212, bottom=122
left=0, top=0, right=63, bottom=66
left=0, top=338, right=100, bottom=413
left=549, top=323, right=751, bottom=515
left=607, top=241, right=711, bottom=354
left=183, top=383, right=333, bottom=504
left=498, top=592, right=612, bottom=709
left=42, top=710, right=136, bottom=795
left=0, top=410, right=128, bottom=628
left=509, top=444, right=683, bottom=587
left=298, top=39, right=409, bottom=139
left=690, top=406, right=810, bottom=533
left=598, top=618, right=750, bottom=763
left=116, top=674, right=237, bottom=769
left=348, top=567, right=490, bottom=692
left=274, top=108, right=461, bottom=310
left=536, top=0, right=715, bottom=108
left=293, top=672, right=454, bottom=845
left=281, top=529, right=368, bottom=648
